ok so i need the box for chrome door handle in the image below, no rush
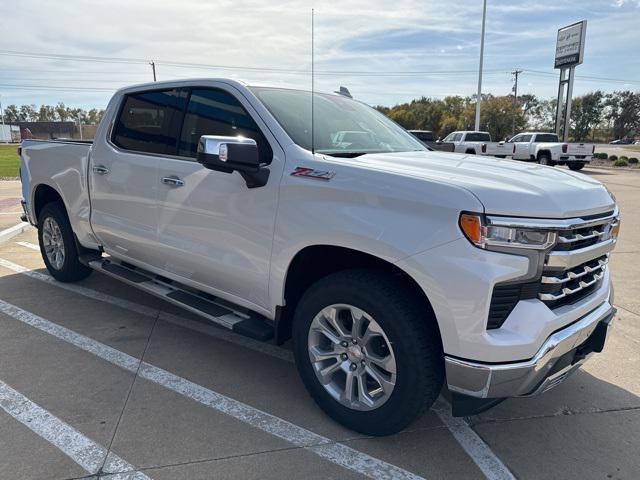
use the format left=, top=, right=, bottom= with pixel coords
left=92, top=166, right=110, bottom=175
left=161, top=176, right=185, bottom=187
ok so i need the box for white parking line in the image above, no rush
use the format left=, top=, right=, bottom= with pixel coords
left=0, top=380, right=151, bottom=479
left=16, top=241, right=39, bottom=250
left=1, top=251, right=514, bottom=480
left=0, top=222, right=31, bottom=245
left=0, top=298, right=424, bottom=480
left=0, top=255, right=293, bottom=362
left=432, top=398, right=515, bottom=480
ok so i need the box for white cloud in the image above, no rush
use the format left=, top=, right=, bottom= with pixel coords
left=0, top=0, right=638, bottom=108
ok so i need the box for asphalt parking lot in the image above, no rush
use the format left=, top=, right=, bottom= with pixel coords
left=0, top=167, right=638, bottom=480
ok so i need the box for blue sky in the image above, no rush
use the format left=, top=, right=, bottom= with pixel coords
left=0, top=0, right=638, bottom=110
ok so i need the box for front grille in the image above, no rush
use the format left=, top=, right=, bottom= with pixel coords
left=487, top=212, right=617, bottom=329
left=553, top=222, right=608, bottom=251
left=539, top=255, right=607, bottom=309
left=538, top=212, right=617, bottom=309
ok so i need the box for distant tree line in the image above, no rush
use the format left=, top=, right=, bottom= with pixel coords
left=376, top=90, right=640, bottom=142
left=1, top=103, right=105, bottom=125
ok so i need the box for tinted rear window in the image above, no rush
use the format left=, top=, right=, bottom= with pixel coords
left=465, top=132, right=491, bottom=141
left=535, top=134, right=559, bottom=142
left=411, top=131, right=435, bottom=142
left=112, top=89, right=186, bottom=154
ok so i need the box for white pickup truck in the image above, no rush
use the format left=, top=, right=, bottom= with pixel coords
left=20, top=79, right=619, bottom=436
left=442, top=130, right=514, bottom=157
left=509, top=132, right=595, bottom=170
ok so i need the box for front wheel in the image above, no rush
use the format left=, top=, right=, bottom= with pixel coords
left=568, top=162, right=585, bottom=171
left=37, top=202, right=92, bottom=282
left=292, top=269, right=443, bottom=436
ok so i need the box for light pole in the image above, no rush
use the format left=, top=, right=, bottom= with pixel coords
left=475, top=0, right=487, bottom=131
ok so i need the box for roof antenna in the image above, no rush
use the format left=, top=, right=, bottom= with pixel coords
left=311, top=7, right=315, bottom=156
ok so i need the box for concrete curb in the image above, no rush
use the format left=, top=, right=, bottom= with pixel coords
left=0, top=222, right=32, bottom=245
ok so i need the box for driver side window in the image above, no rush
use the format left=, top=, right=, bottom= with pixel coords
left=178, top=88, right=272, bottom=163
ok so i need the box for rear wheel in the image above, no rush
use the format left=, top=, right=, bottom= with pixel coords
left=538, top=153, right=556, bottom=166
left=568, top=162, right=585, bottom=171
left=37, top=202, right=92, bottom=282
left=292, top=269, right=443, bottom=436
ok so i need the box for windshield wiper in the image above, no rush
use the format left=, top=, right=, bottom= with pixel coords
left=324, top=151, right=370, bottom=158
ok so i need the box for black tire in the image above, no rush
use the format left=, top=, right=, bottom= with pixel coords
left=538, top=153, right=556, bottom=167
left=568, top=162, right=585, bottom=171
left=292, top=269, right=443, bottom=436
left=465, top=149, right=476, bottom=155
left=37, top=202, right=92, bottom=282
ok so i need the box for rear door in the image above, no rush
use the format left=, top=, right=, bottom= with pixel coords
left=511, top=134, right=532, bottom=160
left=154, top=85, right=283, bottom=310
left=89, top=88, right=186, bottom=266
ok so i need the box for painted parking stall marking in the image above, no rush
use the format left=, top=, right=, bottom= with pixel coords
left=1, top=250, right=515, bottom=480
left=0, top=380, right=151, bottom=479
left=0, top=297, right=425, bottom=480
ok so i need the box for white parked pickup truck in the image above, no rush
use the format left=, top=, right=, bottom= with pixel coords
left=509, top=132, right=595, bottom=170
left=20, top=79, right=619, bottom=435
left=442, top=130, right=515, bottom=157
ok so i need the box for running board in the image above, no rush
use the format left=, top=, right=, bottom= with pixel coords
left=88, top=259, right=273, bottom=341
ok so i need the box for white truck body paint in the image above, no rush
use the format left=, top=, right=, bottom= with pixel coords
left=509, top=132, right=594, bottom=164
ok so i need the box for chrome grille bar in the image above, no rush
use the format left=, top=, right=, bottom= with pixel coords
left=557, top=229, right=604, bottom=244
left=539, top=270, right=605, bottom=301
left=541, top=258, right=608, bottom=285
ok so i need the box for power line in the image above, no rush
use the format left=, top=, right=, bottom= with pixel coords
left=0, top=49, right=506, bottom=77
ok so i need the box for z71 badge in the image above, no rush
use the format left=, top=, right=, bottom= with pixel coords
left=290, top=167, right=336, bottom=181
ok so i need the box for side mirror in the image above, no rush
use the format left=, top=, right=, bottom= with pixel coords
left=197, top=135, right=269, bottom=188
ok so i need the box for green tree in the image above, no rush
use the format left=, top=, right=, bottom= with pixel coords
left=2, top=104, right=20, bottom=122
left=570, top=91, right=604, bottom=141
left=605, top=91, right=640, bottom=139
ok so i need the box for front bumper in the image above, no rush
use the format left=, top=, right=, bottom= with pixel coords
left=445, top=302, right=615, bottom=399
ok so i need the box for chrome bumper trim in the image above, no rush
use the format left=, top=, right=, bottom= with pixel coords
left=545, top=239, right=616, bottom=269
left=445, top=303, right=616, bottom=399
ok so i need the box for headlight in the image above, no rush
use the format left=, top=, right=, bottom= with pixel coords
left=460, top=213, right=557, bottom=250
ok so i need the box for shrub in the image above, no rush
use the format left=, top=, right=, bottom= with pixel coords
left=609, top=155, right=618, bottom=161
left=614, top=159, right=628, bottom=167
left=629, top=157, right=639, bottom=164
left=620, top=156, right=628, bottom=161
left=599, top=152, right=608, bottom=159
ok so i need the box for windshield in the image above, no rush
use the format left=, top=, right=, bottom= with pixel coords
left=535, top=134, right=559, bottom=142
left=250, top=87, right=426, bottom=155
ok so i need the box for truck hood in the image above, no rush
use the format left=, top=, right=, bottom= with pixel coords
left=344, top=151, right=614, bottom=218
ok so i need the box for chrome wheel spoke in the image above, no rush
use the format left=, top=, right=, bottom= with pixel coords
left=309, top=345, right=340, bottom=363
left=318, top=360, right=342, bottom=384
left=322, top=307, right=351, bottom=339
left=365, top=365, right=395, bottom=396
left=344, top=371, right=357, bottom=403
left=367, top=352, right=397, bottom=375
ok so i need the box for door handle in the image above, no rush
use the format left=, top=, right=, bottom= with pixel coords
left=92, top=166, right=110, bottom=175
left=161, top=176, right=185, bottom=187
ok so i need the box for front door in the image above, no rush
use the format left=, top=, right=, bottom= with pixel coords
left=155, top=86, right=283, bottom=311
left=511, top=134, right=532, bottom=160
left=89, top=88, right=186, bottom=266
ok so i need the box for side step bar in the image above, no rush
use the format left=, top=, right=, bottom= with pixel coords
left=88, top=259, right=273, bottom=341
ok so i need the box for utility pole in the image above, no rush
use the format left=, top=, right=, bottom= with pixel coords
left=0, top=94, right=7, bottom=144
left=511, top=69, right=522, bottom=135
left=475, top=0, right=487, bottom=131
left=77, top=115, right=83, bottom=140
left=150, top=61, right=157, bottom=82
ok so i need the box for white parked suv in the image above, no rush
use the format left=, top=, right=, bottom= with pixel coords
left=20, top=79, right=619, bottom=435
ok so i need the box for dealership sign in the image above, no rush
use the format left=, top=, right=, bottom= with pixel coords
left=554, top=21, right=587, bottom=69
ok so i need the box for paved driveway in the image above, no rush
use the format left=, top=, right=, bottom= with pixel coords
left=0, top=167, right=638, bottom=479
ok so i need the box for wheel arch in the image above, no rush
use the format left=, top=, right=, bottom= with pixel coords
left=33, top=183, right=65, bottom=224
left=536, top=149, right=552, bottom=160
left=275, top=244, right=441, bottom=345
